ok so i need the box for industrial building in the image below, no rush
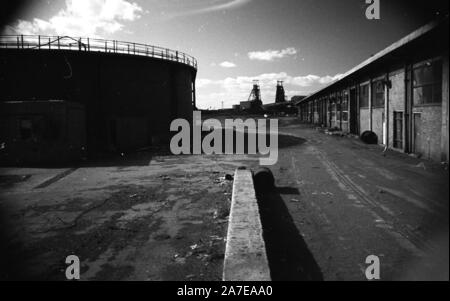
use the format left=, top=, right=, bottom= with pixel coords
left=234, top=80, right=292, bottom=113
left=0, top=35, right=197, bottom=165
left=296, top=17, right=449, bottom=163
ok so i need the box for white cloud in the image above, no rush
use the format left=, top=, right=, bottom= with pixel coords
left=290, top=74, right=344, bottom=86
left=198, top=72, right=343, bottom=89
left=197, top=79, right=216, bottom=88
left=219, top=61, right=237, bottom=68
left=4, top=0, right=143, bottom=37
left=248, top=47, right=297, bottom=61
left=196, top=72, right=344, bottom=109
left=170, top=0, right=252, bottom=18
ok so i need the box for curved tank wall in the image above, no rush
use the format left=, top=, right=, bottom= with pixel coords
left=0, top=48, right=197, bottom=156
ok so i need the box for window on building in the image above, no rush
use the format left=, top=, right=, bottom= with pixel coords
left=331, top=99, right=336, bottom=121
left=371, top=79, right=385, bottom=108
left=359, top=84, right=369, bottom=108
left=308, top=102, right=312, bottom=121
left=336, top=92, right=342, bottom=122
left=393, top=112, right=403, bottom=149
left=413, top=59, right=443, bottom=106
left=342, top=91, right=349, bottom=122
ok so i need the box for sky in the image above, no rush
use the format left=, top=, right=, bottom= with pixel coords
left=2, top=0, right=448, bottom=109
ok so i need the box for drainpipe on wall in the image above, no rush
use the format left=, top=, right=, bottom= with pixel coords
left=405, top=64, right=413, bottom=154
left=383, top=75, right=391, bottom=146
left=348, top=87, right=351, bottom=133
left=369, top=79, right=373, bottom=131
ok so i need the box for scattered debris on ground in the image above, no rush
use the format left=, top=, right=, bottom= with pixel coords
left=0, top=156, right=237, bottom=281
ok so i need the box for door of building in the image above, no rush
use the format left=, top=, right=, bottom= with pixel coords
left=349, top=88, right=358, bottom=135
left=413, top=113, right=423, bottom=156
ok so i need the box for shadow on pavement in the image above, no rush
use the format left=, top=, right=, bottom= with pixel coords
left=276, top=186, right=300, bottom=195
left=1, top=130, right=306, bottom=168
left=0, top=206, right=34, bottom=281
left=256, top=187, right=323, bottom=281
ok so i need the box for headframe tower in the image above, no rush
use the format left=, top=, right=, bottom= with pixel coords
left=275, top=80, right=286, bottom=103
left=248, top=80, right=263, bottom=107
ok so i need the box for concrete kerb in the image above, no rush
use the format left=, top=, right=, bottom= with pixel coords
left=222, top=167, right=271, bottom=281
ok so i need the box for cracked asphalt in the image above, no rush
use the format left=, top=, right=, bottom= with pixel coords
left=0, top=154, right=256, bottom=281
left=264, top=118, right=449, bottom=280
left=0, top=117, right=448, bottom=281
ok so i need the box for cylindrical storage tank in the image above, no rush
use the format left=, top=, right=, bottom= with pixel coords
left=0, top=36, right=197, bottom=158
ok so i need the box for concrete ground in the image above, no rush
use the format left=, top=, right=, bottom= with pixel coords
left=0, top=117, right=448, bottom=281
left=0, top=153, right=258, bottom=281
left=259, top=118, right=449, bottom=281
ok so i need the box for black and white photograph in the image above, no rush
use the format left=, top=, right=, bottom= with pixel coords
left=0, top=0, right=448, bottom=287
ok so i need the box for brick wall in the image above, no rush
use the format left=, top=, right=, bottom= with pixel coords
left=388, top=69, right=405, bottom=149
left=412, top=106, right=442, bottom=161
left=442, top=55, right=449, bottom=162
left=372, top=108, right=384, bottom=143
left=360, top=109, right=370, bottom=133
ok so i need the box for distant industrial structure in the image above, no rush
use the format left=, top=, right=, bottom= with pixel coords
left=0, top=35, right=197, bottom=165
left=227, top=80, right=300, bottom=116
left=238, top=80, right=263, bottom=111
left=275, top=81, right=286, bottom=103
left=296, top=17, right=449, bottom=163
left=261, top=81, right=299, bottom=115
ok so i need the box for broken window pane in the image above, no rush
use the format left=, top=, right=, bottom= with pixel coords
left=413, top=59, right=443, bottom=105
left=359, top=84, right=369, bottom=108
